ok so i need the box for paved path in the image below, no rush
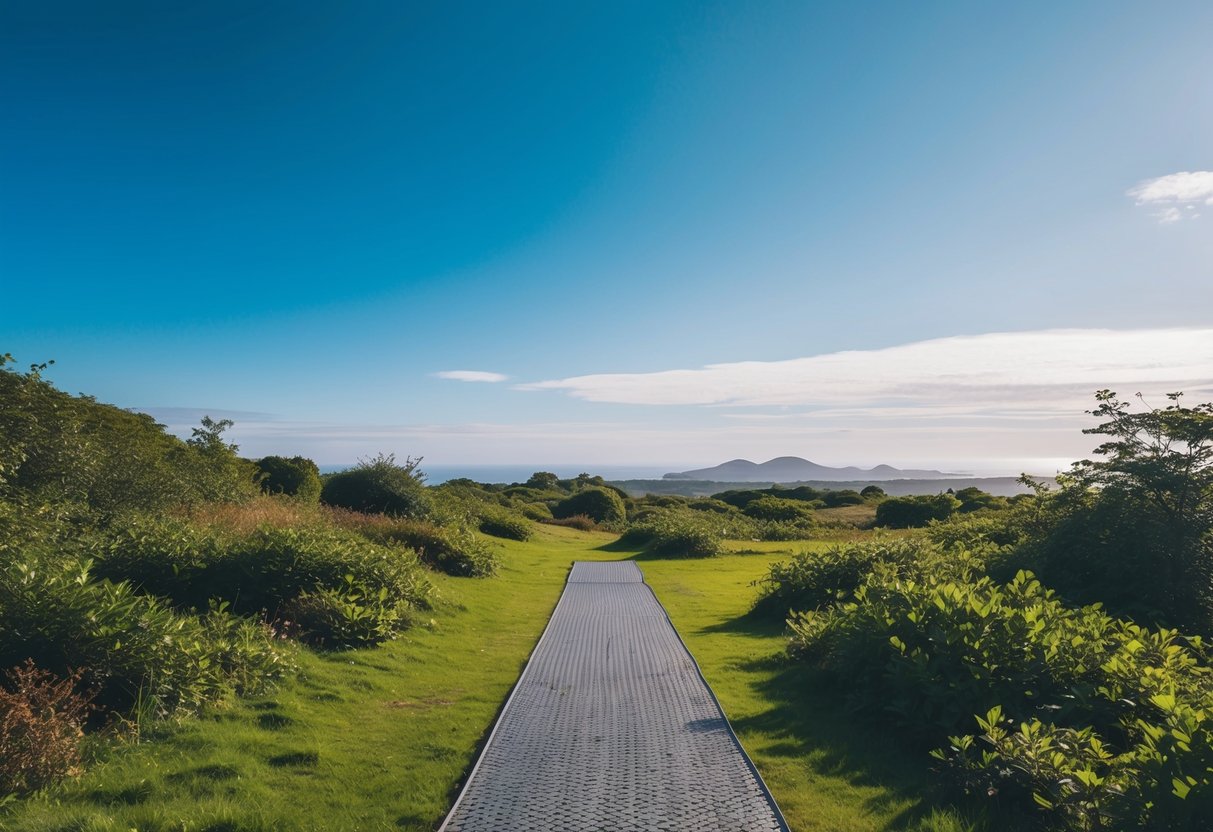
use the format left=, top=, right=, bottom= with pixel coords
left=440, top=561, right=788, bottom=832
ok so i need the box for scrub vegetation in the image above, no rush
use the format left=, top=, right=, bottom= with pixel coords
left=3, top=354, right=1210, bottom=831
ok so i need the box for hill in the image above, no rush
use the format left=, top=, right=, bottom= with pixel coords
left=664, top=456, right=957, bottom=482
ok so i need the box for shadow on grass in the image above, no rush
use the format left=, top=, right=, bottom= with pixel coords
left=702, top=610, right=998, bottom=831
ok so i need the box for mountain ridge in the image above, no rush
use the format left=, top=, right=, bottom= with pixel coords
left=664, top=456, right=959, bottom=482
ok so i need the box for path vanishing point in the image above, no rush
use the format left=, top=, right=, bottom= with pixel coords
left=440, top=560, right=789, bottom=831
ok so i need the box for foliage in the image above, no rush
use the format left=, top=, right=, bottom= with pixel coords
left=541, top=514, right=599, bottom=532
left=0, top=662, right=93, bottom=797
left=786, top=554, right=1213, bottom=829
left=0, top=358, right=259, bottom=511
left=476, top=507, right=532, bottom=541
left=279, top=577, right=414, bottom=648
left=754, top=538, right=929, bottom=615
left=95, top=518, right=436, bottom=629
left=821, top=489, right=866, bottom=507
left=329, top=510, right=498, bottom=577
left=743, top=496, right=815, bottom=523
left=861, top=485, right=887, bottom=499
left=620, top=509, right=727, bottom=558
left=551, top=486, right=627, bottom=526
left=0, top=551, right=291, bottom=717
left=255, top=455, right=322, bottom=503
left=1017, top=391, right=1213, bottom=630
left=875, top=494, right=961, bottom=528
left=320, top=453, right=432, bottom=519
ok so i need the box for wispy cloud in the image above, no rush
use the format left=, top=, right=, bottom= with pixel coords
left=1128, top=171, right=1213, bottom=222
left=520, top=329, right=1213, bottom=410
left=434, top=370, right=509, bottom=383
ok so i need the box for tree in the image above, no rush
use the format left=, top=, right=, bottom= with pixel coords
left=525, top=471, right=560, bottom=491
left=1031, top=390, right=1213, bottom=627
left=320, top=453, right=432, bottom=518
left=256, top=456, right=322, bottom=502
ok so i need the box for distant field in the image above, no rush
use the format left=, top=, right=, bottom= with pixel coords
left=609, top=476, right=1052, bottom=498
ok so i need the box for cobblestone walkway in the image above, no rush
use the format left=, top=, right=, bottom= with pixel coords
left=440, top=561, right=788, bottom=831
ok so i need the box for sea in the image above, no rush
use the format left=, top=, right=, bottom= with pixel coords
left=316, top=464, right=679, bottom=484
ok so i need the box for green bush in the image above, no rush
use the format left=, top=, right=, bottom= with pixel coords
left=860, top=485, right=886, bottom=499
left=518, top=501, right=552, bottom=521
left=0, top=359, right=259, bottom=512
left=476, top=508, right=531, bottom=541
left=94, top=518, right=435, bottom=641
left=787, top=561, right=1213, bottom=829
left=542, top=515, right=599, bottom=532
left=255, top=456, right=322, bottom=503
left=755, top=538, right=928, bottom=615
left=743, top=496, right=815, bottom=523
left=0, top=552, right=290, bottom=718
left=343, top=515, right=498, bottom=577
left=874, top=494, right=960, bottom=528
left=620, top=510, right=726, bottom=558
left=320, top=453, right=432, bottom=519
left=551, top=487, right=626, bottom=526
left=821, top=489, right=866, bottom=508
left=279, top=577, right=414, bottom=648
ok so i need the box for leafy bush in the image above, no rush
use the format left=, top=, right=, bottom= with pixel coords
left=0, top=662, right=93, bottom=796
left=787, top=560, right=1213, bottom=829
left=743, top=496, right=815, bottom=523
left=0, top=358, right=258, bottom=512
left=860, top=485, right=886, bottom=499
left=255, top=456, right=322, bottom=503
left=821, top=489, right=866, bottom=508
left=542, top=514, right=599, bottom=532
left=279, top=577, right=414, bottom=648
left=476, top=508, right=531, bottom=541
left=94, top=519, right=436, bottom=639
left=551, top=487, right=626, bottom=526
left=755, top=538, right=928, bottom=615
left=688, top=499, right=736, bottom=514
left=0, top=553, right=290, bottom=717
left=320, top=453, right=432, bottom=519
left=330, top=511, right=498, bottom=577
left=874, top=494, right=961, bottom=528
left=620, top=510, right=726, bottom=558
left=518, top=501, right=552, bottom=521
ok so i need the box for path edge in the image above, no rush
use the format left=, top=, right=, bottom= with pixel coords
left=435, top=565, right=576, bottom=832
left=639, top=576, right=793, bottom=832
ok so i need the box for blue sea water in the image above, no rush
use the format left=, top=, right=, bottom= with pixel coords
left=317, top=464, right=678, bottom=484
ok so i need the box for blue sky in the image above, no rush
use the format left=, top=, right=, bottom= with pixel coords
left=2, top=1, right=1211, bottom=473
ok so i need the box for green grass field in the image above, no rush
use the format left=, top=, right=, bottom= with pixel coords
left=6, top=525, right=979, bottom=831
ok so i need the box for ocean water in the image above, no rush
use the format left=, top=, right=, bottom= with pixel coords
left=317, top=464, right=679, bottom=484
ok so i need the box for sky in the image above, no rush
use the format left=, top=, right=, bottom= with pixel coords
left=2, top=1, right=1211, bottom=476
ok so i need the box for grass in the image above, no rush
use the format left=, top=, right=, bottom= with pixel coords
left=641, top=541, right=987, bottom=832
left=6, top=525, right=982, bottom=831
left=4, top=525, right=620, bottom=832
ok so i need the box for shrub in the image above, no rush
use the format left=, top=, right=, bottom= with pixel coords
left=0, top=553, right=290, bottom=717
left=754, top=538, right=928, bottom=615
left=688, top=499, right=736, bottom=514
left=477, top=508, right=531, bottom=541
left=0, top=662, right=93, bottom=796
left=621, top=510, right=726, bottom=558
left=874, top=494, right=960, bottom=528
left=279, top=578, right=413, bottom=648
left=330, top=511, right=498, bottom=577
left=787, top=561, right=1213, bottom=829
left=821, top=489, right=866, bottom=507
left=743, top=496, right=814, bottom=523
left=551, top=487, right=626, bottom=526
left=518, top=501, right=552, bottom=521
left=255, top=456, right=322, bottom=503
left=860, top=485, right=886, bottom=499
left=542, top=515, right=599, bottom=532
left=320, top=453, right=432, bottom=519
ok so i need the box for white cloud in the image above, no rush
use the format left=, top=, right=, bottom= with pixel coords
left=1127, top=171, right=1213, bottom=222
left=434, top=370, right=509, bottom=383
left=520, top=329, right=1213, bottom=411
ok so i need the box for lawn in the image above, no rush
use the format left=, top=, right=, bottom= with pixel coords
left=5, top=526, right=620, bottom=832
left=641, top=544, right=984, bottom=832
left=7, top=526, right=979, bottom=831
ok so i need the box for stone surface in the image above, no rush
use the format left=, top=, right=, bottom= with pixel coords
left=440, top=561, right=787, bottom=831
